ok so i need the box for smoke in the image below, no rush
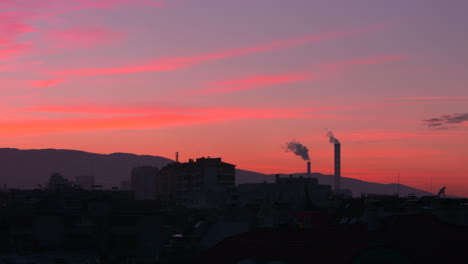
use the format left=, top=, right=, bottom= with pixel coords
left=285, top=140, right=310, bottom=161
left=327, top=131, right=340, bottom=144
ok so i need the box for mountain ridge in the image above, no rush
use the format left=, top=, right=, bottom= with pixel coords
left=236, top=169, right=435, bottom=197
left=0, top=148, right=436, bottom=197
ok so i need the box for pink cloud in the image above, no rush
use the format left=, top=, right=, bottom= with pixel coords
left=16, top=104, right=316, bottom=117
left=0, top=13, right=36, bottom=45
left=75, top=0, right=168, bottom=9
left=29, top=78, right=65, bottom=88
left=43, top=25, right=122, bottom=49
left=17, top=105, right=178, bottom=115
left=0, top=49, right=19, bottom=65
left=182, top=55, right=408, bottom=95
left=15, top=104, right=354, bottom=127
left=4, top=92, right=41, bottom=100
left=0, top=1, right=165, bottom=60
left=3, top=106, right=332, bottom=137
left=318, top=55, right=408, bottom=70
left=344, top=130, right=456, bottom=141
left=0, top=0, right=167, bottom=11
left=0, top=114, right=204, bottom=138
left=186, top=72, right=311, bottom=94
left=0, top=12, right=37, bottom=62
left=49, top=27, right=374, bottom=77
left=0, top=44, right=32, bottom=60
left=393, top=96, right=468, bottom=100
left=348, top=148, right=444, bottom=158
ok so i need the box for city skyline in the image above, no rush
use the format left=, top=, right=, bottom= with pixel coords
left=1, top=0, right=467, bottom=197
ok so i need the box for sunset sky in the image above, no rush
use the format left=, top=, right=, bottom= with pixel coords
left=1, top=0, right=467, bottom=197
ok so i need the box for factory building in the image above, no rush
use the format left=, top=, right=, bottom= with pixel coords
left=236, top=174, right=332, bottom=210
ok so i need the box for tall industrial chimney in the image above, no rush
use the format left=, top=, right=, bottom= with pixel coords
left=334, top=142, right=341, bottom=191
left=175, top=152, right=179, bottom=163
left=307, top=161, right=311, bottom=178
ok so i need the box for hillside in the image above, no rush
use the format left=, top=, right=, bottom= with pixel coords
left=0, top=148, right=435, bottom=197
left=236, top=170, right=434, bottom=197
left=0, top=148, right=172, bottom=189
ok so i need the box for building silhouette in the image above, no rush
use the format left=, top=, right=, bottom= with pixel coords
left=120, top=180, right=132, bottom=191
left=157, top=157, right=236, bottom=208
left=234, top=174, right=332, bottom=218
left=131, top=166, right=158, bottom=200
left=0, top=189, right=168, bottom=264
left=47, top=173, right=73, bottom=190
left=74, top=176, right=95, bottom=190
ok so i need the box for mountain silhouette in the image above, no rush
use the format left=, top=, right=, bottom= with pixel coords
left=0, top=148, right=172, bottom=189
left=0, top=148, right=434, bottom=197
left=237, top=170, right=435, bottom=197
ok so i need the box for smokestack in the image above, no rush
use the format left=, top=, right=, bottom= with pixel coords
left=175, top=152, right=179, bottom=163
left=327, top=131, right=341, bottom=192
left=334, top=142, right=341, bottom=191
left=307, top=161, right=311, bottom=178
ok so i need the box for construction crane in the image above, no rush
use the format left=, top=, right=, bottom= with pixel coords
left=437, top=186, right=446, bottom=198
